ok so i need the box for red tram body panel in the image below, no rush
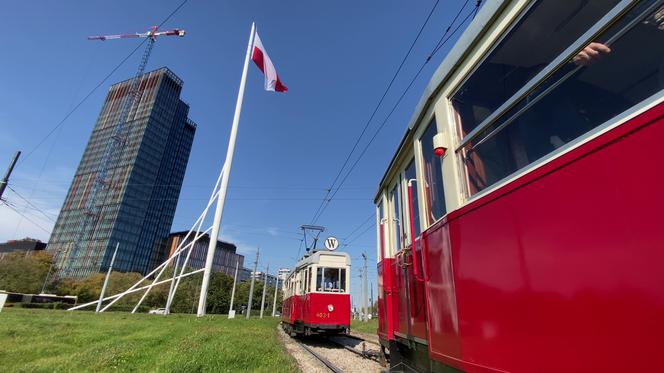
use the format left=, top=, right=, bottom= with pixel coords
left=282, top=251, right=351, bottom=336
left=374, top=0, right=664, bottom=372
left=421, top=104, right=664, bottom=373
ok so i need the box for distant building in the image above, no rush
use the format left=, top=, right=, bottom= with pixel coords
left=164, top=232, right=244, bottom=277
left=237, top=267, right=279, bottom=287
left=48, top=67, right=196, bottom=278
left=238, top=267, right=252, bottom=283
left=251, top=271, right=279, bottom=287
left=277, top=268, right=290, bottom=281
left=0, top=238, right=46, bottom=259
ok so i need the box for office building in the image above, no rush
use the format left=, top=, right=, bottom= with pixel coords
left=48, top=67, right=196, bottom=278
left=163, top=232, right=243, bottom=276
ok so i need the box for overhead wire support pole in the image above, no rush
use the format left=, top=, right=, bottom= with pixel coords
left=362, top=252, right=368, bottom=322
left=246, top=247, right=260, bottom=319
left=0, top=151, right=20, bottom=201
left=228, top=259, right=240, bottom=318
left=197, top=22, right=256, bottom=317
left=272, top=275, right=279, bottom=317
left=260, top=264, right=269, bottom=318
left=97, top=242, right=119, bottom=313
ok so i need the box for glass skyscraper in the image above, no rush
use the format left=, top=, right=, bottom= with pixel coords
left=48, top=67, right=196, bottom=278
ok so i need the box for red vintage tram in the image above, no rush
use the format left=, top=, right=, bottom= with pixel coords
left=375, top=1, right=664, bottom=372
left=281, top=250, right=351, bottom=336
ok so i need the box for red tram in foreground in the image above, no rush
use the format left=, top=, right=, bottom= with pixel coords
left=282, top=250, right=351, bottom=336
left=375, top=0, right=664, bottom=372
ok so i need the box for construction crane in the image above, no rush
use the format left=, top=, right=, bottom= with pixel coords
left=50, top=26, right=185, bottom=280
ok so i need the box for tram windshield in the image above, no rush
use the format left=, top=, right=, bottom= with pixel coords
left=316, top=267, right=347, bottom=292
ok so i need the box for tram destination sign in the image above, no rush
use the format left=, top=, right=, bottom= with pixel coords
left=324, top=236, right=339, bottom=251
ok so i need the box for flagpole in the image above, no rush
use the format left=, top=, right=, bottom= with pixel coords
left=197, top=22, right=256, bottom=317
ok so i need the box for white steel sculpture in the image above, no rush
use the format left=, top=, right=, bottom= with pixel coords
left=69, top=22, right=265, bottom=317
left=69, top=168, right=224, bottom=313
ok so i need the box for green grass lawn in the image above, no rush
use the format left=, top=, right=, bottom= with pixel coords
left=0, top=308, right=296, bottom=372
left=351, top=318, right=378, bottom=335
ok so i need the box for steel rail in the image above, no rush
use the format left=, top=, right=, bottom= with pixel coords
left=327, top=335, right=381, bottom=363
left=295, top=340, right=344, bottom=373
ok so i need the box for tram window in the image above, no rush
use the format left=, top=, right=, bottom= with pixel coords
left=316, top=267, right=345, bottom=292
left=390, top=184, right=403, bottom=250
left=420, top=120, right=447, bottom=223
left=463, top=1, right=664, bottom=195
left=404, top=159, right=421, bottom=239
left=452, top=0, right=620, bottom=136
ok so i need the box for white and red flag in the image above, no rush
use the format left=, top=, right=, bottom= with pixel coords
left=251, top=32, right=288, bottom=93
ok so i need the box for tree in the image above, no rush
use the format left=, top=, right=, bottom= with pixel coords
left=206, top=271, right=234, bottom=314
left=51, top=271, right=145, bottom=307
left=0, top=251, right=53, bottom=293
left=231, top=280, right=284, bottom=316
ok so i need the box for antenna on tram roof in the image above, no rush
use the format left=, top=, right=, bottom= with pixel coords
left=300, top=225, right=325, bottom=253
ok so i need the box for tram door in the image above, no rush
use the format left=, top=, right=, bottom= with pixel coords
left=377, top=200, right=395, bottom=340
left=391, top=160, right=428, bottom=343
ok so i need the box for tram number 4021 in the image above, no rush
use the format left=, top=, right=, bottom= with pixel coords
left=315, top=312, right=331, bottom=319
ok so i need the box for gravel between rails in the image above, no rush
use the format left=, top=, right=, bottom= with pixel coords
left=298, top=337, right=382, bottom=373
left=277, top=326, right=330, bottom=373
left=277, top=325, right=382, bottom=373
left=329, top=335, right=381, bottom=357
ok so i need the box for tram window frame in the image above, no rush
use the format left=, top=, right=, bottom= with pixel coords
left=316, top=267, right=345, bottom=292
left=376, top=198, right=386, bottom=262
left=389, top=181, right=404, bottom=251
left=403, top=158, right=421, bottom=243
left=418, top=119, right=447, bottom=224
left=451, top=0, right=623, bottom=138
left=451, top=0, right=664, bottom=198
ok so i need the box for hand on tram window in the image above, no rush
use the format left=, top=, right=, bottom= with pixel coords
left=573, top=42, right=612, bottom=66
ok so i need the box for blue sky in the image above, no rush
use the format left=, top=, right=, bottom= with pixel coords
left=0, top=0, right=476, bottom=304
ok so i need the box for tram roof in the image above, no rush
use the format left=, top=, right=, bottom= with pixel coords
left=294, top=250, right=351, bottom=270
left=375, top=0, right=508, bottom=200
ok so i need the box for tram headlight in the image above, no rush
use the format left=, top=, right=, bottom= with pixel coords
left=328, top=304, right=334, bottom=312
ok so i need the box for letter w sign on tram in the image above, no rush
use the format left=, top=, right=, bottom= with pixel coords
left=324, top=236, right=339, bottom=251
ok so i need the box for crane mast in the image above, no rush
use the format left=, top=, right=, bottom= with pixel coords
left=52, top=26, right=185, bottom=279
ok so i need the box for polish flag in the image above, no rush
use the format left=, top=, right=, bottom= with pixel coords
left=251, top=32, right=288, bottom=93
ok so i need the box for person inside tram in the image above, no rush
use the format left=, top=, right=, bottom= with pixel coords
left=464, top=3, right=664, bottom=193
left=323, top=270, right=339, bottom=291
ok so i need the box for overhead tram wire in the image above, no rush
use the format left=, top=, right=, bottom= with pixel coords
left=1, top=201, right=51, bottom=235
left=430, top=0, right=471, bottom=57
left=309, top=0, right=443, bottom=224
left=311, top=1, right=481, bottom=224
left=6, top=185, right=56, bottom=222
left=312, top=0, right=472, bottom=224
left=341, top=213, right=374, bottom=241
left=343, top=222, right=376, bottom=248
left=19, top=0, right=190, bottom=165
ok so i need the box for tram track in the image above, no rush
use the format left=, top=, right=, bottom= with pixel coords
left=327, top=335, right=383, bottom=364
left=295, top=339, right=345, bottom=373
left=278, top=324, right=382, bottom=373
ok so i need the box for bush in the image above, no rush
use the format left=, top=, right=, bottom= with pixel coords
left=17, top=302, right=70, bottom=310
